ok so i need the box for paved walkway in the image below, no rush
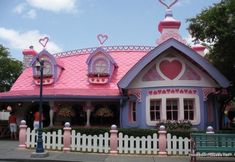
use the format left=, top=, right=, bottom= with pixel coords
left=0, top=140, right=234, bottom=162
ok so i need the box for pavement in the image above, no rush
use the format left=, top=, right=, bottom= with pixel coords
left=0, top=140, right=234, bottom=162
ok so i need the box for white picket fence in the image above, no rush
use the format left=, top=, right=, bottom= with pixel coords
left=118, top=133, right=158, bottom=154
left=166, top=133, right=190, bottom=155
left=70, top=130, right=109, bottom=153
left=25, top=128, right=190, bottom=155
left=26, top=128, right=63, bottom=150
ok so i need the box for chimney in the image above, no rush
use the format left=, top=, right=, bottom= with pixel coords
left=192, top=44, right=206, bottom=56
left=22, top=46, right=37, bottom=69
left=156, top=9, right=186, bottom=45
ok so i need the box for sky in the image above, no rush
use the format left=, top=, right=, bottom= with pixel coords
left=0, top=0, right=221, bottom=61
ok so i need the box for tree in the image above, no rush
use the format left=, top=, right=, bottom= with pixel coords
left=187, top=0, right=235, bottom=100
left=0, top=45, right=23, bottom=92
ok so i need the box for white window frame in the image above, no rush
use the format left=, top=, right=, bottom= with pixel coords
left=146, top=93, right=200, bottom=126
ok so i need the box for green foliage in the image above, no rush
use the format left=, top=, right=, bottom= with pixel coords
left=187, top=0, right=235, bottom=100
left=42, top=126, right=192, bottom=138
left=0, top=44, right=23, bottom=92
left=118, top=128, right=156, bottom=137
left=157, top=120, right=192, bottom=131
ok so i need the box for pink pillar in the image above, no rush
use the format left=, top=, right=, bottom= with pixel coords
left=158, top=125, right=167, bottom=155
left=18, top=120, right=27, bottom=148
left=63, top=122, right=71, bottom=152
left=109, top=125, right=118, bottom=154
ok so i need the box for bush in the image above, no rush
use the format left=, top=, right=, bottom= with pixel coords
left=42, top=124, right=194, bottom=138
left=118, top=128, right=157, bottom=137
left=157, top=120, right=192, bottom=131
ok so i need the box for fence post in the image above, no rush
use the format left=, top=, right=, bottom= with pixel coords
left=206, top=126, right=214, bottom=134
left=63, top=122, right=71, bottom=152
left=158, top=125, right=167, bottom=155
left=109, top=124, right=118, bottom=154
left=18, top=120, right=27, bottom=148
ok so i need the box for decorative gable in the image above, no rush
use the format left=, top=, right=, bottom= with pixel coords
left=118, top=39, right=230, bottom=89
left=31, top=49, right=64, bottom=85
left=86, top=47, right=118, bottom=84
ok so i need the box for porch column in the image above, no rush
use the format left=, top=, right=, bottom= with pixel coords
left=83, top=101, right=94, bottom=127
left=49, top=101, right=54, bottom=127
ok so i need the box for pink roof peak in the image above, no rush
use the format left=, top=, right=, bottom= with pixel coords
left=156, top=8, right=186, bottom=45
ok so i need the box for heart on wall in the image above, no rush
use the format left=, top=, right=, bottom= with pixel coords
left=159, top=60, right=182, bottom=80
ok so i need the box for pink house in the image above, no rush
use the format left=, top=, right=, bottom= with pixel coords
left=0, top=3, right=230, bottom=130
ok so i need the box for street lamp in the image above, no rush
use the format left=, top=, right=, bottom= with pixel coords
left=31, top=58, right=48, bottom=157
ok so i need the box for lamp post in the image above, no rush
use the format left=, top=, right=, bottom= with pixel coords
left=31, top=58, right=48, bottom=157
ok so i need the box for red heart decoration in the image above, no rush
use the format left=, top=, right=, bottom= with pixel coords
left=159, top=60, right=182, bottom=80
left=39, top=37, right=49, bottom=48
left=97, top=34, right=108, bottom=45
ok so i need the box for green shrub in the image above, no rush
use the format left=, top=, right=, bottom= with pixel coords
left=42, top=125, right=195, bottom=138
left=157, top=120, right=192, bottom=131
left=118, top=128, right=157, bottom=137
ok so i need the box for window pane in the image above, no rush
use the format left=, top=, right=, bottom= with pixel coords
left=150, top=99, right=161, bottom=121
left=167, top=112, right=171, bottom=120
left=94, top=59, right=108, bottom=73
left=173, top=111, right=178, bottom=120
left=184, top=99, right=194, bottom=120
left=166, top=99, right=178, bottom=120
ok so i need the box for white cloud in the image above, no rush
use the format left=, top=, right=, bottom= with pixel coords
left=26, top=9, right=37, bottom=19
left=13, top=3, right=27, bottom=14
left=184, top=34, right=194, bottom=46
left=26, top=0, right=77, bottom=13
left=13, top=3, right=36, bottom=19
left=0, top=27, right=63, bottom=54
left=13, top=0, right=78, bottom=19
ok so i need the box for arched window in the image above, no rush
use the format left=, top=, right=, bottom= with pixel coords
left=92, top=58, right=109, bottom=75
left=34, top=60, right=52, bottom=78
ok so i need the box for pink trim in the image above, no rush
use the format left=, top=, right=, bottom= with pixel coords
left=192, top=45, right=206, bottom=52
left=22, top=49, right=37, bottom=56
left=148, top=88, right=197, bottom=95
left=128, top=89, right=141, bottom=102
left=202, top=88, right=216, bottom=101
left=158, top=21, right=181, bottom=33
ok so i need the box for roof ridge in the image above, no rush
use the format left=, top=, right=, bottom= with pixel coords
left=54, top=45, right=155, bottom=58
